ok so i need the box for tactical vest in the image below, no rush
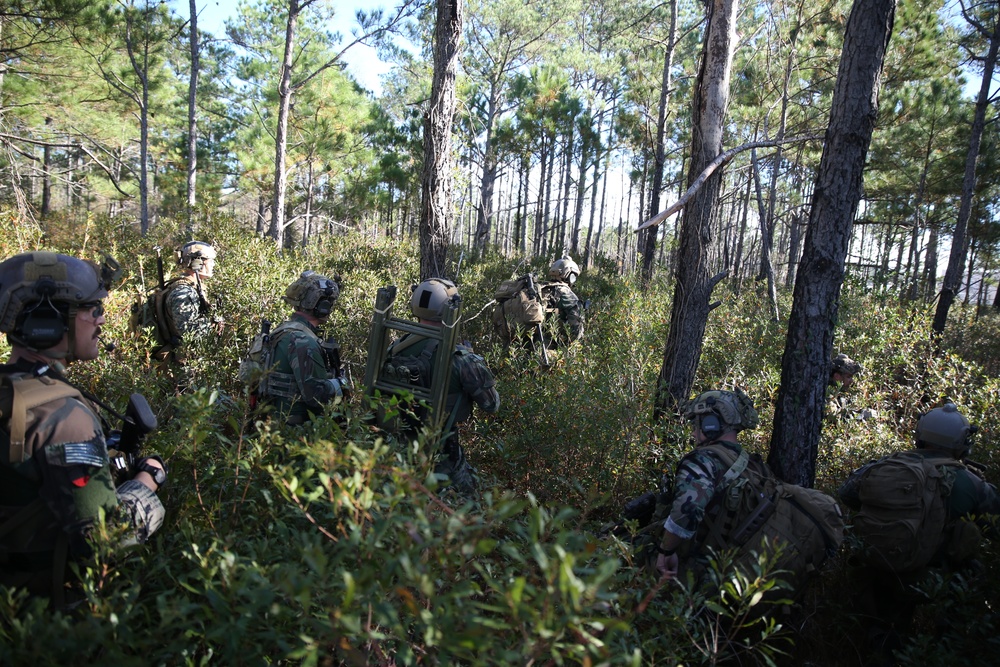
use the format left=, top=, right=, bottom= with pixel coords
left=0, top=372, right=86, bottom=605
left=258, top=320, right=325, bottom=400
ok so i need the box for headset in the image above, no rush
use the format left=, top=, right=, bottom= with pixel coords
left=16, top=278, right=68, bottom=350
left=699, top=413, right=723, bottom=441
left=311, top=278, right=337, bottom=319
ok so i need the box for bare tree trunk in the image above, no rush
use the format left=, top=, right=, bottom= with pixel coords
left=751, top=146, right=779, bottom=320
left=932, top=9, right=1000, bottom=335
left=767, top=0, right=896, bottom=487
left=653, top=0, right=739, bottom=418
left=41, top=117, right=52, bottom=218
left=270, top=0, right=303, bottom=248
left=641, top=1, right=678, bottom=288
left=187, top=0, right=200, bottom=228
left=419, top=0, right=463, bottom=279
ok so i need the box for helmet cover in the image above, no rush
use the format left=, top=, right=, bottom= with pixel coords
left=832, top=353, right=861, bottom=376
left=682, top=388, right=759, bottom=433
left=0, top=251, right=114, bottom=334
left=177, top=241, right=217, bottom=272
left=548, top=256, right=581, bottom=282
left=409, top=278, right=458, bottom=322
left=284, top=271, right=340, bottom=318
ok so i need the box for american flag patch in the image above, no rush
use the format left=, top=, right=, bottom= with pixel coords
left=63, top=442, right=106, bottom=467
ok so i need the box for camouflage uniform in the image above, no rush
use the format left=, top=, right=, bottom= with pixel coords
left=0, top=359, right=164, bottom=597
left=662, top=441, right=753, bottom=546
left=163, top=275, right=212, bottom=351
left=263, top=313, right=342, bottom=426
left=389, top=334, right=500, bottom=495
left=539, top=281, right=584, bottom=348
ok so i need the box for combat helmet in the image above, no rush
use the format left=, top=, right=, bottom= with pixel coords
left=284, top=271, right=340, bottom=319
left=0, top=251, right=120, bottom=355
left=177, top=241, right=217, bottom=275
left=548, top=256, right=581, bottom=284
left=915, top=403, right=975, bottom=456
left=832, top=353, right=861, bottom=377
left=682, top=388, right=759, bottom=440
left=409, top=278, right=458, bottom=322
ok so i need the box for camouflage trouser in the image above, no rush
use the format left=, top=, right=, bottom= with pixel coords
left=435, top=437, right=478, bottom=498
left=117, top=479, right=165, bottom=545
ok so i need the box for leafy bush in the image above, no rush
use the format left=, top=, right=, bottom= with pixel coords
left=2, top=210, right=1000, bottom=665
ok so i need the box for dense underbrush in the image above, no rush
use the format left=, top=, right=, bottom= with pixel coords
left=2, top=212, right=999, bottom=665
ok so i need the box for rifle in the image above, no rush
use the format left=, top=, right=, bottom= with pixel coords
left=524, top=272, right=549, bottom=366
left=321, top=336, right=351, bottom=397
left=105, top=394, right=159, bottom=482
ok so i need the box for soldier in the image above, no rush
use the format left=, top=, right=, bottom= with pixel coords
left=0, top=252, right=166, bottom=606
left=838, top=403, right=1000, bottom=659
left=250, top=271, right=349, bottom=426
left=828, top=353, right=866, bottom=420
left=652, top=389, right=763, bottom=581
left=539, top=256, right=584, bottom=349
left=387, top=278, right=500, bottom=496
left=491, top=256, right=585, bottom=359
left=830, top=353, right=861, bottom=389
left=154, top=241, right=219, bottom=366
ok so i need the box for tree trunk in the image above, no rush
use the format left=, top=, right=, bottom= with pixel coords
left=419, top=0, right=463, bottom=279
left=767, top=0, right=896, bottom=487
left=41, top=117, right=52, bottom=218
left=270, top=0, right=301, bottom=248
left=653, top=0, right=739, bottom=418
left=187, top=0, right=199, bottom=228
left=932, top=11, right=1000, bottom=335
left=751, top=146, right=779, bottom=320
left=473, top=80, right=500, bottom=252
left=641, top=2, right=678, bottom=288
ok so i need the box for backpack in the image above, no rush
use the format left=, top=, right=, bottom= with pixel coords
left=852, top=453, right=963, bottom=572
left=492, top=276, right=546, bottom=337
left=129, top=277, right=187, bottom=347
left=693, top=443, right=844, bottom=590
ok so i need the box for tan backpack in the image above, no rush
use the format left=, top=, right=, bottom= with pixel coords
left=692, top=444, right=845, bottom=590
left=491, top=276, right=545, bottom=340
left=853, top=452, right=964, bottom=572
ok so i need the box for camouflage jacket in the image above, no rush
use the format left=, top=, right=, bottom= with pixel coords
left=540, top=281, right=584, bottom=346
left=663, top=440, right=748, bottom=541
left=391, top=335, right=500, bottom=425
left=164, top=274, right=212, bottom=346
left=266, top=314, right=339, bottom=423
left=0, top=360, right=164, bottom=567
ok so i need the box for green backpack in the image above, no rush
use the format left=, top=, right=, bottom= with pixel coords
left=853, top=453, right=963, bottom=572
left=693, top=444, right=845, bottom=590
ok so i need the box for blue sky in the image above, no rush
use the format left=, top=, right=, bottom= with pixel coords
left=171, top=0, right=391, bottom=94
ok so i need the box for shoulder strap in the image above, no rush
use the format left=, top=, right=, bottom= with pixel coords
left=271, top=319, right=317, bottom=342
left=388, top=334, right=432, bottom=357
left=698, top=442, right=750, bottom=488
left=5, top=374, right=83, bottom=465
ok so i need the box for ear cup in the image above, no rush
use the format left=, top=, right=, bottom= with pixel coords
left=313, top=299, right=333, bottom=318
left=19, top=302, right=67, bottom=349
left=700, top=414, right=722, bottom=440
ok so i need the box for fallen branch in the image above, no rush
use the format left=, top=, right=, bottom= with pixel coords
left=637, top=134, right=823, bottom=231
